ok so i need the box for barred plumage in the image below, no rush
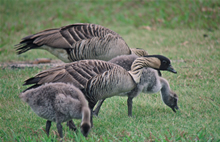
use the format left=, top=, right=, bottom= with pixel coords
left=93, top=54, right=179, bottom=116
left=15, top=23, right=148, bottom=62
left=22, top=55, right=176, bottom=127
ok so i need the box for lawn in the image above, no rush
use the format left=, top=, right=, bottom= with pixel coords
left=0, top=0, right=219, bottom=141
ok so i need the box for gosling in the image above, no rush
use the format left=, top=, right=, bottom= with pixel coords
left=19, top=82, right=91, bottom=138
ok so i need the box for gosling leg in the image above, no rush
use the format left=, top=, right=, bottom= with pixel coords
left=66, top=120, right=77, bottom=131
left=89, top=102, right=96, bottom=127
left=46, top=120, right=52, bottom=136
left=56, top=122, right=63, bottom=138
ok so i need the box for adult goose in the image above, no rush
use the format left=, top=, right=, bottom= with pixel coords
left=22, top=55, right=177, bottom=127
left=93, top=54, right=179, bottom=117
left=15, top=23, right=148, bottom=62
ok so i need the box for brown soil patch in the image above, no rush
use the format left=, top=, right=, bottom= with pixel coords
left=0, top=58, right=65, bottom=69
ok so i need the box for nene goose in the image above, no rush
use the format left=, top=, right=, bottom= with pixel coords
left=93, top=54, right=179, bottom=116
left=22, top=55, right=176, bottom=127
left=20, top=83, right=91, bottom=138
left=15, top=23, right=148, bottom=62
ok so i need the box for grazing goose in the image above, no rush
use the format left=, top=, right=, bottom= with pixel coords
left=20, top=83, right=91, bottom=138
left=93, top=54, right=179, bottom=116
left=15, top=23, right=148, bottom=62
left=22, top=55, right=176, bottom=127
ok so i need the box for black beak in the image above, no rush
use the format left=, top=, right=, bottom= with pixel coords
left=171, top=105, right=179, bottom=113
left=84, top=134, right=88, bottom=137
left=167, top=64, right=177, bottom=74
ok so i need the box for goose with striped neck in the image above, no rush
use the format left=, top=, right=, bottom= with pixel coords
left=22, top=55, right=176, bottom=127
left=93, top=54, right=179, bottom=116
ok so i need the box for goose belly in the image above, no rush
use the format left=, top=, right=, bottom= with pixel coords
left=104, top=38, right=131, bottom=60
left=97, top=83, right=135, bottom=99
left=30, top=97, right=82, bottom=122
left=30, top=105, right=57, bottom=122
left=40, top=45, right=70, bottom=63
left=88, top=69, right=136, bottom=101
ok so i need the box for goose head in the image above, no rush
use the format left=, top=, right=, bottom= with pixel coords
left=162, top=91, right=179, bottom=113
left=143, top=55, right=177, bottom=74
left=80, top=123, right=91, bottom=137
left=130, top=55, right=177, bottom=83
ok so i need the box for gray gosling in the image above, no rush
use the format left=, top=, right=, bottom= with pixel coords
left=93, top=54, right=179, bottom=116
left=20, top=82, right=91, bottom=138
left=22, top=55, right=177, bottom=127
left=15, top=23, right=148, bottom=62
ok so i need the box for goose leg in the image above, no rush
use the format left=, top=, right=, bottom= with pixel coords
left=66, top=120, right=77, bottom=131
left=90, top=108, right=93, bottom=127
left=93, top=99, right=106, bottom=116
left=127, top=96, right=134, bottom=117
left=56, top=122, right=63, bottom=138
left=46, top=120, right=51, bottom=136
left=89, top=102, right=97, bottom=128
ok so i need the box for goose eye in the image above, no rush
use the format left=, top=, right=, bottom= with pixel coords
left=162, top=60, right=167, bottom=64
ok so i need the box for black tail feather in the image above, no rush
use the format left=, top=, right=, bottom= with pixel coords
left=22, top=77, right=42, bottom=92
left=15, top=35, right=40, bottom=54
left=22, top=84, right=41, bottom=93
left=23, top=77, right=42, bottom=86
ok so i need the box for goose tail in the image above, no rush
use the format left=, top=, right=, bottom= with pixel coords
left=14, top=28, right=60, bottom=54
left=15, top=36, right=39, bottom=54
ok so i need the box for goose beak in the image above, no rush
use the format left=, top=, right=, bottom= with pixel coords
left=171, top=105, right=179, bottom=113
left=167, top=65, right=177, bottom=74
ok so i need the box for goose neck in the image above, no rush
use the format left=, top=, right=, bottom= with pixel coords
left=81, top=107, right=91, bottom=125
left=130, top=48, right=149, bottom=56
left=129, top=57, right=147, bottom=83
left=160, top=78, right=171, bottom=100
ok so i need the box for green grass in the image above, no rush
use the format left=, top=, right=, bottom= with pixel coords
left=0, top=0, right=220, bottom=141
left=0, top=0, right=219, bottom=62
left=1, top=29, right=219, bottom=141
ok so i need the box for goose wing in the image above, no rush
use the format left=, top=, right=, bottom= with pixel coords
left=23, top=60, right=116, bottom=91
left=15, top=23, right=126, bottom=53
left=86, top=66, right=136, bottom=101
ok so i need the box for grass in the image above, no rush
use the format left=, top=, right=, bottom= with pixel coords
left=0, top=0, right=220, bottom=141
left=0, top=0, right=219, bottom=62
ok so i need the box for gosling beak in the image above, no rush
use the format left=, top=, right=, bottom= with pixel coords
left=167, top=64, right=177, bottom=74
left=171, top=105, right=179, bottom=113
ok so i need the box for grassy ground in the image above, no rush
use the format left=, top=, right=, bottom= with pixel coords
left=0, top=0, right=220, bottom=141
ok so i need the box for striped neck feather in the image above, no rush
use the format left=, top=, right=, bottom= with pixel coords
left=129, top=57, right=160, bottom=83
left=128, top=57, right=147, bottom=83
left=130, top=48, right=149, bottom=57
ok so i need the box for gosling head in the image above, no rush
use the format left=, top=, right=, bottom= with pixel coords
left=144, top=55, right=177, bottom=74
left=164, top=91, right=179, bottom=113
left=80, top=123, right=91, bottom=137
